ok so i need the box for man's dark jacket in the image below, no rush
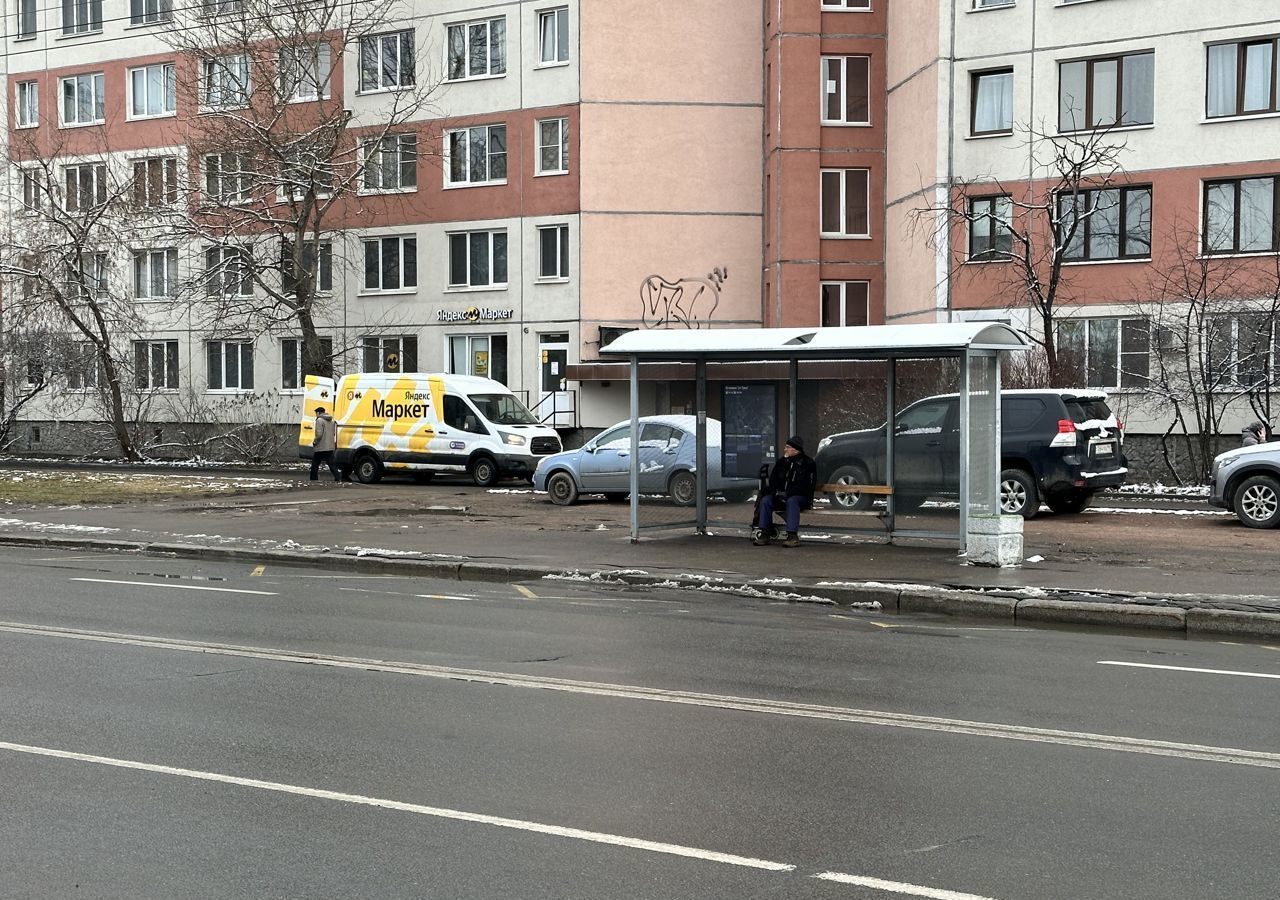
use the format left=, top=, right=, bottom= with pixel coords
left=768, top=453, right=817, bottom=501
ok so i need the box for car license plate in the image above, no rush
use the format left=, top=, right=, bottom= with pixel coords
left=1094, top=442, right=1113, bottom=456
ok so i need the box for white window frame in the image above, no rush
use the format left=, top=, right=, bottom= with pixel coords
left=361, top=235, right=418, bottom=293
left=821, top=55, right=871, bottom=126
left=59, top=73, right=105, bottom=127
left=205, top=245, right=254, bottom=297
left=448, top=229, right=508, bottom=290
left=278, top=150, right=334, bottom=201
left=128, top=63, right=177, bottom=120
left=131, top=156, right=178, bottom=208
left=16, top=0, right=36, bottom=39
left=362, top=335, right=417, bottom=374
left=67, top=341, right=101, bottom=392
left=132, top=247, right=178, bottom=300
left=18, top=167, right=42, bottom=214
left=130, top=0, right=173, bottom=25
left=206, top=339, right=254, bottom=392
left=536, top=117, right=569, bottom=175
left=66, top=250, right=108, bottom=299
left=820, top=281, right=870, bottom=327
left=1057, top=317, right=1150, bottom=389
left=203, top=151, right=253, bottom=205
left=445, top=124, right=508, bottom=187
left=359, top=30, right=415, bottom=93
left=446, top=17, right=507, bottom=81
left=280, top=335, right=333, bottom=391
left=819, top=168, right=871, bottom=238
left=16, top=80, right=38, bottom=129
left=282, top=240, right=333, bottom=295
left=537, top=7, right=570, bottom=66
left=201, top=54, right=251, bottom=110
left=279, top=42, right=332, bottom=102
left=537, top=224, right=569, bottom=281
left=62, top=0, right=102, bottom=35
left=134, top=339, right=180, bottom=391
left=63, top=162, right=108, bottom=212
left=821, top=0, right=871, bottom=8
left=361, top=133, right=418, bottom=193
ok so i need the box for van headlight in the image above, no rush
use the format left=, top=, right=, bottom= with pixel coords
left=499, top=431, right=527, bottom=446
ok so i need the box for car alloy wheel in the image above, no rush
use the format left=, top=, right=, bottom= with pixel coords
left=999, top=468, right=1038, bottom=519
left=1235, top=475, right=1280, bottom=528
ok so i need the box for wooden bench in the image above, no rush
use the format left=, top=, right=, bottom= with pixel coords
left=812, top=483, right=894, bottom=518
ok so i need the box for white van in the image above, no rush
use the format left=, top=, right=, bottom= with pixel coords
left=298, top=373, right=563, bottom=485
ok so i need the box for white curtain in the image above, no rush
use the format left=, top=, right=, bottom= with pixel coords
left=1121, top=53, right=1154, bottom=125
left=1239, top=178, right=1274, bottom=251
left=1207, top=44, right=1237, bottom=117
left=974, top=72, right=1012, bottom=132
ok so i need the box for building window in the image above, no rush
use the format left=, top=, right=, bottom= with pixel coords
left=281, top=336, right=333, bottom=390
left=206, top=340, right=254, bottom=391
left=205, top=245, right=253, bottom=296
left=362, top=335, right=417, bottom=373
left=822, top=0, right=871, bottom=8
left=132, top=157, right=178, bottom=208
left=62, top=0, right=101, bottom=34
left=67, top=342, right=101, bottom=391
left=446, top=124, right=507, bottom=186
left=446, top=17, right=507, bottom=80
left=65, top=251, right=108, bottom=299
left=279, top=43, right=332, bottom=102
left=359, top=30, right=415, bottom=92
left=1058, top=52, right=1153, bottom=132
left=537, top=117, right=569, bottom=174
left=134, top=340, right=179, bottom=390
left=1208, top=39, right=1280, bottom=118
left=19, top=168, right=42, bottom=213
left=538, top=224, right=569, bottom=280
left=279, top=149, right=333, bottom=201
left=201, top=55, right=250, bottom=109
left=1203, top=177, right=1278, bottom=254
left=1057, top=318, right=1149, bottom=388
left=449, top=334, right=507, bottom=382
left=201, top=0, right=243, bottom=13
left=133, top=248, right=178, bottom=299
left=820, top=168, right=870, bottom=237
left=60, top=73, right=106, bottom=126
left=821, top=56, right=870, bottom=125
left=282, top=240, right=333, bottom=295
left=973, top=0, right=1013, bottom=7
left=969, top=195, right=1013, bottom=260
left=16, top=81, right=38, bottom=128
left=820, top=282, right=870, bottom=327
left=362, top=134, right=418, bottom=191
left=63, top=163, right=108, bottom=213
left=971, top=69, right=1013, bottom=135
left=130, top=0, right=172, bottom=25
left=203, top=152, right=253, bottom=205
left=362, top=235, right=417, bottom=292
left=128, top=63, right=177, bottom=119
left=1206, top=314, right=1276, bottom=389
left=449, top=230, right=508, bottom=288
left=538, top=7, right=570, bottom=65
left=1057, top=186, right=1152, bottom=261
left=16, top=0, right=36, bottom=39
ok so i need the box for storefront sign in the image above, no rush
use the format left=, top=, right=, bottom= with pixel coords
left=436, top=306, right=515, bottom=323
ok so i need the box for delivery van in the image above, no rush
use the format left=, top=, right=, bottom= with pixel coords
left=298, top=372, right=563, bottom=485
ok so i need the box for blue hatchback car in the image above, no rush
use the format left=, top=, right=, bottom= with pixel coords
left=533, top=415, right=758, bottom=506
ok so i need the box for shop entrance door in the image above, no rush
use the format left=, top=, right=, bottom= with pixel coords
left=538, top=333, right=574, bottom=427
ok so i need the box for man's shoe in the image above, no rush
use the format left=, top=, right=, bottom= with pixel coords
left=752, top=529, right=771, bottom=546
left=783, top=532, right=800, bottom=548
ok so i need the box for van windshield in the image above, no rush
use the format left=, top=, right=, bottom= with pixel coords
left=469, top=393, right=539, bottom=425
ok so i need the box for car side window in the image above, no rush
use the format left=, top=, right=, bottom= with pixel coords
left=640, top=423, right=681, bottom=450
left=596, top=425, right=632, bottom=451
left=443, top=395, right=485, bottom=433
left=896, top=401, right=948, bottom=434
left=1004, top=398, right=1046, bottom=432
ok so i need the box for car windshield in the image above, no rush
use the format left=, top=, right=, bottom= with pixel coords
left=468, top=393, right=539, bottom=425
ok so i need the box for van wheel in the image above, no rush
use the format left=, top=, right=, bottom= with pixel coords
left=999, top=468, right=1038, bottom=518
left=547, top=471, right=579, bottom=506
left=353, top=451, right=383, bottom=484
left=1047, top=489, right=1092, bottom=515
left=669, top=470, right=697, bottom=507
left=469, top=455, right=500, bottom=487
left=1234, top=474, right=1280, bottom=528
left=826, top=465, right=873, bottom=510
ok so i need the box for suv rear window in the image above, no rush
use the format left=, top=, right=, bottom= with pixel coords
left=1003, top=398, right=1047, bottom=432
left=1065, top=398, right=1113, bottom=423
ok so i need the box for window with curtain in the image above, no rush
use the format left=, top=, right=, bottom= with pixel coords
left=1057, top=318, right=1150, bottom=389
left=971, top=69, right=1013, bottom=135
left=1208, top=39, right=1279, bottom=118
left=538, top=7, right=570, bottom=65
left=820, top=282, right=869, bottom=327
left=1058, top=51, right=1153, bottom=132
left=819, top=168, right=870, bottom=237
left=1204, top=177, right=1279, bottom=254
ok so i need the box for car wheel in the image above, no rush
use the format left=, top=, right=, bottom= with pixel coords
left=547, top=471, right=579, bottom=506
left=723, top=488, right=754, bottom=503
left=469, top=455, right=500, bottom=487
left=353, top=451, right=383, bottom=485
left=999, top=468, right=1039, bottom=519
left=1046, top=489, right=1092, bottom=515
left=603, top=492, right=628, bottom=503
left=668, top=470, right=697, bottom=507
left=826, top=465, right=873, bottom=510
left=411, top=472, right=435, bottom=485
left=1233, top=474, right=1280, bottom=528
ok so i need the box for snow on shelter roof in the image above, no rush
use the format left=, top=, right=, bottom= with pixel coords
left=600, top=323, right=1029, bottom=361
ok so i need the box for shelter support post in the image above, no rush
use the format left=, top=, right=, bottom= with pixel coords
left=964, top=350, right=1022, bottom=565
left=696, top=360, right=707, bottom=534
left=884, top=358, right=896, bottom=540
left=629, top=356, right=640, bottom=543
left=788, top=361, right=798, bottom=439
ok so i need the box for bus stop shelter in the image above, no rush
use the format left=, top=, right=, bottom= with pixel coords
left=600, top=323, right=1030, bottom=560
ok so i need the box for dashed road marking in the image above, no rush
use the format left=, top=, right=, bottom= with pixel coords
left=250, top=565, right=265, bottom=577
left=1099, top=660, right=1280, bottom=681
left=813, top=871, right=1002, bottom=899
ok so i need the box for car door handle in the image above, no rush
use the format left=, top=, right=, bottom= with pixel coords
left=926, top=440, right=942, bottom=447
left=617, top=451, right=629, bottom=457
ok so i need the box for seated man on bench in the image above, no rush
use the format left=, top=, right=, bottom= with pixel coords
left=753, top=435, right=817, bottom=548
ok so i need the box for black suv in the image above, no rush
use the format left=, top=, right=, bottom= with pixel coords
left=813, top=390, right=1127, bottom=518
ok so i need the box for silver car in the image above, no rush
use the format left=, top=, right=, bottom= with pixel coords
left=1209, top=442, right=1280, bottom=527
left=533, top=415, right=758, bottom=506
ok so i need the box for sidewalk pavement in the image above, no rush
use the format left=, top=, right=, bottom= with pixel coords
left=1, top=480, right=1278, bottom=640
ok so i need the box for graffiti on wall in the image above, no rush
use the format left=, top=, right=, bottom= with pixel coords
left=640, top=266, right=726, bottom=330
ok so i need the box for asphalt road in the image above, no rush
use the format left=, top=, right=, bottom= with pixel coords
left=1, top=547, right=1278, bottom=900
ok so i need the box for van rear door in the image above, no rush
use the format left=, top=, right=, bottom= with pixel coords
left=299, top=375, right=337, bottom=456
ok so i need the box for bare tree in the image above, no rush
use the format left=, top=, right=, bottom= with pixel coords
left=0, top=318, right=61, bottom=452
left=913, top=123, right=1131, bottom=385
left=158, top=0, right=443, bottom=380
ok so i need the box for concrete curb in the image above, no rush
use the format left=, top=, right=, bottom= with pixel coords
left=2, top=532, right=1278, bottom=641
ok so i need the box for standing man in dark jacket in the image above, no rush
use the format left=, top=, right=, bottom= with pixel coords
left=753, top=435, right=817, bottom=547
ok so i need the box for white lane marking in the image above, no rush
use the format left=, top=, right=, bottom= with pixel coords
left=814, top=871, right=1001, bottom=899
left=1099, top=660, right=1280, bottom=681
left=0, top=739, right=793, bottom=873
left=69, top=578, right=277, bottom=597
left=3, top=622, right=1279, bottom=769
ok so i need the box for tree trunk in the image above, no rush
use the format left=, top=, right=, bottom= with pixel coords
left=102, top=358, right=140, bottom=461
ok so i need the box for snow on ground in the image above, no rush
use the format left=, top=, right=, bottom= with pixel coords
left=1115, top=482, right=1210, bottom=497
left=0, top=517, right=118, bottom=534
